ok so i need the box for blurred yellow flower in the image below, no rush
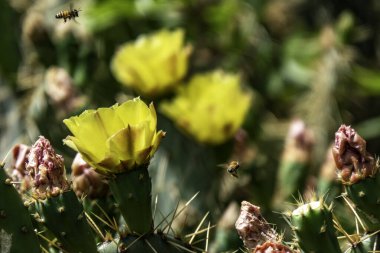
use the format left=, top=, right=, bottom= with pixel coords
left=160, top=70, right=252, bottom=145
left=63, top=97, right=165, bottom=175
left=111, top=28, right=192, bottom=97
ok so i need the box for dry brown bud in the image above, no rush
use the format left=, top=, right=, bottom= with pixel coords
left=71, top=153, right=108, bottom=198
left=235, top=201, right=277, bottom=249
left=254, top=241, right=294, bottom=253
left=332, top=125, right=377, bottom=184
left=26, top=136, right=69, bottom=198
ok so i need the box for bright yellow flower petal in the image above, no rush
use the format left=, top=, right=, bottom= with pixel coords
left=63, top=97, right=164, bottom=174
left=160, top=70, right=252, bottom=145
left=111, top=28, right=192, bottom=97
left=116, top=97, right=152, bottom=126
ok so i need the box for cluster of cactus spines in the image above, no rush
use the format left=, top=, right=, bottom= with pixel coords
left=332, top=124, right=380, bottom=231
left=235, top=201, right=278, bottom=250
left=289, top=200, right=341, bottom=253
left=273, top=119, right=314, bottom=208
left=0, top=163, right=40, bottom=253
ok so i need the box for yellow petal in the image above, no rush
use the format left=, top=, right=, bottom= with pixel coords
left=116, top=98, right=151, bottom=126
left=106, top=126, right=134, bottom=162
left=150, top=130, right=166, bottom=156
left=95, top=106, right=125, bottom=136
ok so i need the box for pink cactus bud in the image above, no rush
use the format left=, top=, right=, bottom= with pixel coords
left=235, top=201, right=277, bottom=249
left=71, top=153, right=108, bottom=198
left=332, top=125, right=377, bottom=184
left=26, top=136, right=69, bottom=198
left=10, top=144, right=32, bottom=193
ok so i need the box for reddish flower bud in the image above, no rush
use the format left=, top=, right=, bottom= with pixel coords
left=332, top=125, right=377, bottom=184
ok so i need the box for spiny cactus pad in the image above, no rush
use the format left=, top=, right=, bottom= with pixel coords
left=290, top=201, right=341, bottom=253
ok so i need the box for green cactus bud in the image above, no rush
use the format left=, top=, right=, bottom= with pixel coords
left=290, top=200, right=341, bottom=253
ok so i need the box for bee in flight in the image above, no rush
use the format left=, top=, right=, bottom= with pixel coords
left=218, top=160, right=240, bottom=178
left=55, top=3, right=81, bottom=23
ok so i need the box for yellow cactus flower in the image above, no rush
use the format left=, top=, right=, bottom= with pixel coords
left=160, top=70, right=252, bottom=145
left=111, top=28, right=192, bottom=97
left=63, top=97, right=165, bottom=175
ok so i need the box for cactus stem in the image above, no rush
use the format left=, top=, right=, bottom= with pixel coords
left=109, top=166, right=153, bottom=234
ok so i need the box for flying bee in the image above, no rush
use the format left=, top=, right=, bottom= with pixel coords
left=55, top=3, right=81, bottom=23
left=218, top=160, right=240, bottom=178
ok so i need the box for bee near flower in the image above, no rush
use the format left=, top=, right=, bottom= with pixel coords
left=55, top=3, right=81, bottom=23
left=218, top=160, right=240, bottom=178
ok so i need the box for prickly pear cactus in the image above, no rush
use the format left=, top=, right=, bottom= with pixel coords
left=0, top=164, right=40, bottom=253
left=290, top=200, right=341, bottom=253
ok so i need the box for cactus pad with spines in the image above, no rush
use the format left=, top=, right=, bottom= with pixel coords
left=34, top=190, right=97, bottom=253
left=290, top=200, right=341, bottom=253
left=0, top=165, right=40, bottom=253
left=109, top=166, right=153, bottom=235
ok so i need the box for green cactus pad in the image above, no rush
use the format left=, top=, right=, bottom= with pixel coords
left=0, top=165, right=40, bottom=253
left=291, top=200, right=341, bottom=253
left=345, top=174, right=380, bottom=231
left=34, top=190, right=97, bottom=253
left=109, top=166, right=153, bottom=235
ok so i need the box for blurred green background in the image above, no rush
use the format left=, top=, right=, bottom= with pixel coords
left=2, top=0, right=380, bottom=252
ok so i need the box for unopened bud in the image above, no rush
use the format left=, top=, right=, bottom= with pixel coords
left=235, top=201, right=277, bottom=249
left=332, top=125, right=377, bottom=184
left=71, top=153, right=108, bottom=198
left=26, top=136, right=69, bottom=198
